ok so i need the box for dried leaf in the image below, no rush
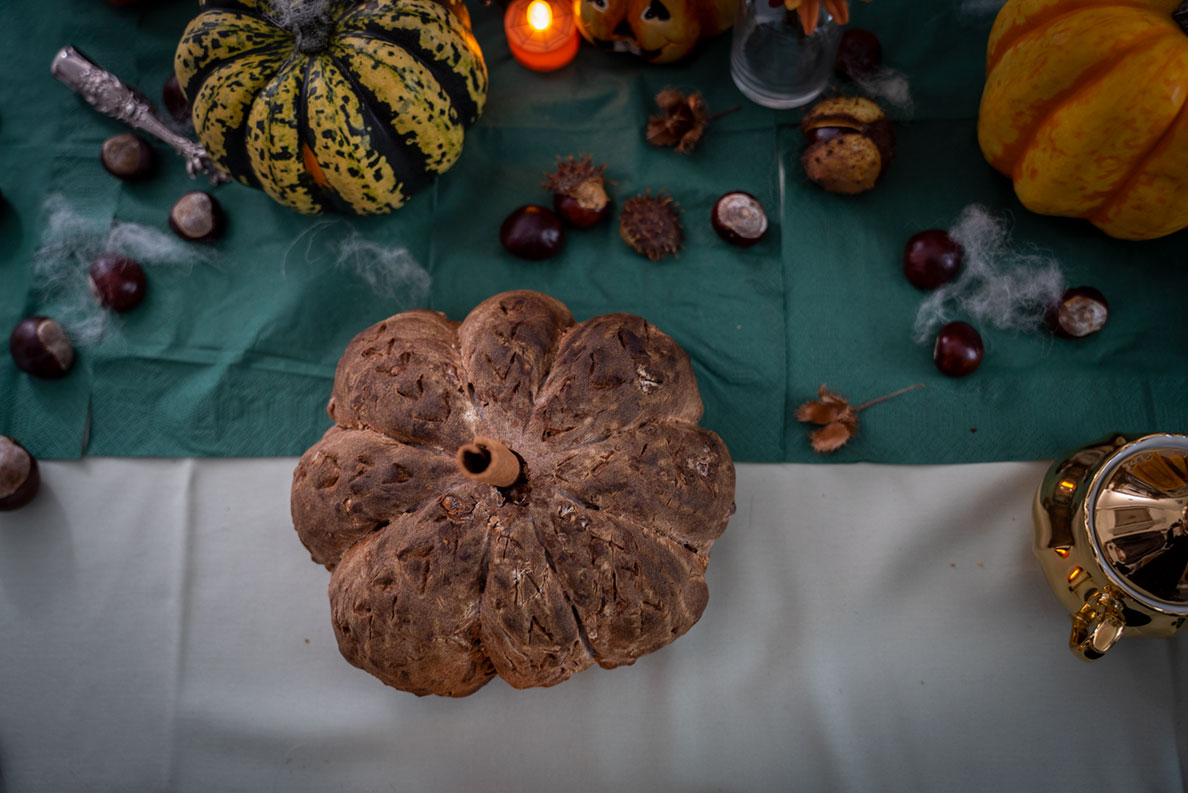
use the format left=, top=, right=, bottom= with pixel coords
left=796, top=382, right=922, bottom=454
left=809, top=421, right=854, bottom=453
left=646, top=89, right=711, bottom=154
left=794, top=384, right=855, bottom=427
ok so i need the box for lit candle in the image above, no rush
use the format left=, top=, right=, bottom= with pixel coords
left=504, top=0, right=580, bottom=72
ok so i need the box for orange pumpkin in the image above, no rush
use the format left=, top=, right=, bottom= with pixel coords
left=576, top=0, right=736, bottom=63
left=978, top=0, right=1188, bottom=240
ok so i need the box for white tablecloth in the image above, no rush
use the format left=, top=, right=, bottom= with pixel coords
left=1, top=459, right=1184, bottom=792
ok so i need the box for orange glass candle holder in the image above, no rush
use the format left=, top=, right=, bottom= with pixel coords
left=504, top=0, right=580, bottom=72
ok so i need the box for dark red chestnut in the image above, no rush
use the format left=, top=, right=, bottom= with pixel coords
left=101, top=133, right=154, bottom=181
left=500, top=205, right=564, bottom=260
left=162, top=73, right=191, bottom=124
left=904, top=229, right=963, bottom=290
left=9, top=317, right=74, bottom=379
left=933, top=321, right=984, bottom=378
left=711, top=191, right=768, bottom=247
left=835, top=28, right=883, bottom=81
left=0, top=436, right=40, bottom=511
left=553, top=192, right=609, bottom=229
left=89, top=253, right=147, bottom=313
left=543, top=155, right=611, bottom=229
left=1047, top=286, right=1109, bottom=339
left=169, top=191, right=225, bottom=242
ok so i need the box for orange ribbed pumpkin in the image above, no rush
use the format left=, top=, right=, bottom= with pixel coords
left=978, top=0, right=1188, bottom=240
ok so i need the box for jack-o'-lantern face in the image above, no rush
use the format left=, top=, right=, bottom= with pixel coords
left=576, top=0, right=735, bottom=63
left=626, top=0, right=701, bottom=63
left=578, top=0, right=631, bottom=44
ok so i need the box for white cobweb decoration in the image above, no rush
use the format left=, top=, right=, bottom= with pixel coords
left=854, top=67, right=913, bottom=115
left=282, top=220, right=432, bottom=309
left=32, top=194, right=217, bottom=347
left=912, top=205, right=1067, bottom=344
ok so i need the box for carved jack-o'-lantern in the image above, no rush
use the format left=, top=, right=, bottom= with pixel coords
left=576, top=0, right=737, bottom=63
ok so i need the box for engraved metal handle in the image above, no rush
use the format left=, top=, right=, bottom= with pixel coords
left=1069, top=588, right=1126, bottom=661
left=50, top=46, right=228, bottom=185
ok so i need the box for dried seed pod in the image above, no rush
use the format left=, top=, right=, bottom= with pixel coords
left=619, top=191, right=683, bottom=261
left=543, top=155, right=611, bottom=228
left=800, top=96, right=895, bottom=194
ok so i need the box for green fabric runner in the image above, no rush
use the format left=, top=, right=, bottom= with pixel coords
left=1, top=0, right=1185, bottom=463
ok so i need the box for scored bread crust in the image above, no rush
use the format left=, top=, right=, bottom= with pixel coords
left=291, top=290, right=735, bottom=696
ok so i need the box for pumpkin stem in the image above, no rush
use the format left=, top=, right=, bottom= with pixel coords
left=456, top=437, right=522, bottom=487
left=270, top=0, right=334, bottom=53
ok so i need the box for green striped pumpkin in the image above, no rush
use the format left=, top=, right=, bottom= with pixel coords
left=175, top=0, right=487, bottom=214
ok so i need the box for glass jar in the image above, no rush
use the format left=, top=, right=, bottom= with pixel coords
left=729, top=0, right=842, bottom=109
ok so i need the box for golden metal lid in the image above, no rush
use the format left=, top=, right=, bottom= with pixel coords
left=1088, top=434, right=1188, bottom=612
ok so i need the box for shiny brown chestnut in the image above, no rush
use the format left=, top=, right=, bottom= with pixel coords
left=9, top=317, right=74, bottom=379
left=933, top=321, right=984, bottom=378
left=835, top=28, right=882, bottom=81
left=711, top=192, right=768, bottom=247
left=0, top=436, right=40, bottom=511
left=162, top=73, right=190, bottom=124
left=89, top=254, right=147, bottom=313
left=1046, top=286, right=1109, bottom=339
left=553, top=192, right=610, bottom=229
left=500, top=205, right=564, bottom=260
left=543, top=156, right=612, bottom=229
left=904, top=229, right=962, bottom=290
left=169, top=191, right=225, bottom=242
left=101, top=133, right=154, bottom=181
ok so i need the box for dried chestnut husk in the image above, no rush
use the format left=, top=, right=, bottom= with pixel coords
left=620, top=191, right=683, bottom=261
left=89, top=253, right=147, bottom=313
left=162, top=73, right=191, bottom=125
left=9, top=317, right=74, bottom=379
left=101, top=133, right=154, bottom=181
left=500, top=205, right=564, bottom=260
left=169, top=191, right=225, bottom=242
left=1046, top=286, right=1109, bottom=339
left=543, top=155, right=611, bottom=228
left=711, top=192, right=768, bottom=247
left=801, top=97, right=895, bottom=195
left=0, top=436, right=40, bottom=511
left=835, top=28, right=882, bottom=81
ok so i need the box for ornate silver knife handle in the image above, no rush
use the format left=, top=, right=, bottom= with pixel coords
left=50, top=46, right=228, bottom=185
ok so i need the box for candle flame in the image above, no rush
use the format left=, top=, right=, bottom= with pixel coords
left=527, top=0, right=552, bottom=30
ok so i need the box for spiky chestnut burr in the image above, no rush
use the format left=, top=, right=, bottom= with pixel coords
left=619, top=191, right=683, bottom=261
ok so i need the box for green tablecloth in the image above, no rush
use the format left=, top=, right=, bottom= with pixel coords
left=1, top=0, right=1186, bottom=463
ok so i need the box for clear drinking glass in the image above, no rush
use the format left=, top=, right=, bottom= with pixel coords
left=729, top=1, right=843, bottom=109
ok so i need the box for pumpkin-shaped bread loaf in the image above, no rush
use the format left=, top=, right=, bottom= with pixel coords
left=291, top=291, right=735, bottom=696
left=174, top=0, right=487, bottom=214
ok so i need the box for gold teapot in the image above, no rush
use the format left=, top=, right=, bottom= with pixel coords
left=1033, top=433, right=1188, bottom=661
